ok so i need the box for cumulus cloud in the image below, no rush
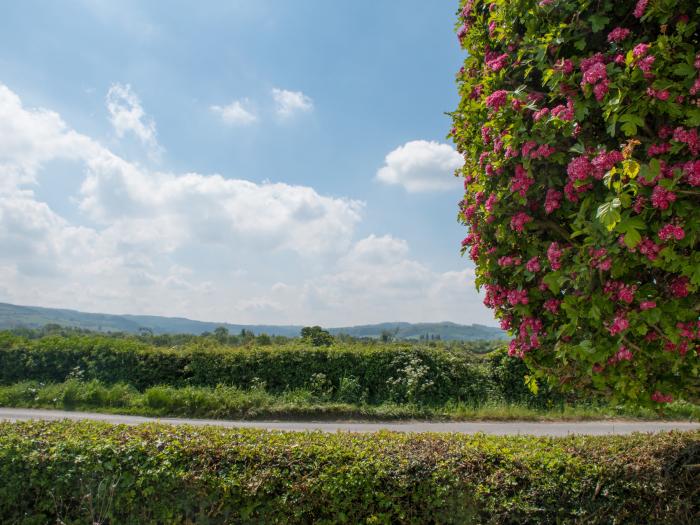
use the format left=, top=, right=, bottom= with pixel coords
left=0, top=82, right=494, bottom=326
left=271, top=88, right=313, bottom=118
left=106, top=83, right=161, bottom=156
left=210, top=99, right=257, bottom=125
left=376, top=140, right=463, bottom=192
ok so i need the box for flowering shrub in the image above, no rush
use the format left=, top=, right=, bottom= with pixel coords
left=451, top=0, right=700, bottom=405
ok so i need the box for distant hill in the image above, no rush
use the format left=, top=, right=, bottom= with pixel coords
left=0, top=302, right=506, bottom=341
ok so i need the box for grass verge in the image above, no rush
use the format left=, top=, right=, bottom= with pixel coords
left=1, top=379, right=698, bottom=421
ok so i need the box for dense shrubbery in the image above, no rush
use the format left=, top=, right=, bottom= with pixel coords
left=0, top=332, right=544, bottom=406
left=0, top=420, right=697, bottom=524
left=452, top=0, right=700, bottom=405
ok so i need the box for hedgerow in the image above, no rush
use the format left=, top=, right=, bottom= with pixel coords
left=0, top=421, right=697, bottom=524
left=451, top=0, right=700, bottom=405
left=0, top=333, right=551, bottom=406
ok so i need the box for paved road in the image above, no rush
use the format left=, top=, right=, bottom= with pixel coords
left=1, top=408, right=699, bottom=436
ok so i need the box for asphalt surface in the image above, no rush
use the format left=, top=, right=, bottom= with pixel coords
left=1, top=407, right=699, bottom=436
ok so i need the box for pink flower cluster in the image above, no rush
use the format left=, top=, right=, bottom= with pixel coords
left=651, top=185, right=676, bottom=209
left=580, top=54, right=609, bottom=101
left=485, top=90, right=508, bottom=111
left=608, top=312, right=629, bottom=335
left=550, top=98, right=574, bottom=121
left=508, top=316, right=544, bottom=357
left=651, top=391, right=673, bottom=404
left=639, top=300, right=656, bottom=310
left=521, top=140, right=555, bottom=160
left=525, top=257, right=541, bottom=273
left=604, top=280, right=636, bottom=303
left=682, top=160, right=700, bottom=186
left=646, top=87, right=670, bottom=101
left=507, top=288, right=529, bottom=306
left=543, top=298, right=561, bottom=314
left=658, top=224, right=685, bottom=241
left=547, top=242, right=563, bottom=270
left=637, top=238, right=662, bottom=261
left=510, top=212, right=533, bottom=232
left=608, top=345, right=633, bottom=365
left=486, top=53, right=509, bottom=72
left=511, top=165, right=534, bottom=197
left=672, top=127, right=700, bottom=155
left=589, top=247, right=612, bottom=271
left=497, top=255, right=521, bottom=268
left=669, top=276, right=690, bottom=298
left=647, top=142, right=671, bottom=156
left=544, top=188, right=562, bottom=214
left=633, top=0, right=648, bottom=19
left=607, top=27, right=630, bottom=43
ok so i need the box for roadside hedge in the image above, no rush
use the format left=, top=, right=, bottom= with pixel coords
left=0, top=421, right=697, bottom=524
left=0, top=333, right=557, bottom=406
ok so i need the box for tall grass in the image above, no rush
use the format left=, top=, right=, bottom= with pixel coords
left=1, top=380, right=698, bottom=421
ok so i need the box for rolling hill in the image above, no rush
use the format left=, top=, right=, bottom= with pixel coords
left=0, top=302, right=506, bottom=341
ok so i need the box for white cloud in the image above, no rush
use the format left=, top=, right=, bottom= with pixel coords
left=271, top=88, right=313, bottom=118
left=106, top=83, right=161, bottom=156
left=376, top=140, right=463, bottom=192
left=0, top=82, right=494, bottom=327
left=210, top=100, right=257, bottom=125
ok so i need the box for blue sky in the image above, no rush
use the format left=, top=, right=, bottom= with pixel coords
left=0, top=0, right=495, bottom=326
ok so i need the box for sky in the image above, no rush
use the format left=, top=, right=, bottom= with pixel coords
left=0, top=0, right=496, bottom=327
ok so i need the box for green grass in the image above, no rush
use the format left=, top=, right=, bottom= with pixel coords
left=1, top=379, right=698, bottom=421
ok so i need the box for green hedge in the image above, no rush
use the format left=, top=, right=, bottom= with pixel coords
left=0, top=333, right=555, bottom=406
left=0, top=421, right=697, bottom=524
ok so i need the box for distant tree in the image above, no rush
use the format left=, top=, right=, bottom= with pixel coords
left=256, top=333, right=272, bottom=345
left=213, top=326, right=229, bottom=344
left=301, top=326, right=334, bottom=347
left=380, top=330, right=394, bottom=343
left=138, top=327, right=153, bottom=337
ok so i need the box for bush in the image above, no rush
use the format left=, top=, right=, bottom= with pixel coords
left=0, top=333, right=500, bottom=405
left=0, top=420, right=697, bottom=524
left=452, top=0, right=700, bottom=405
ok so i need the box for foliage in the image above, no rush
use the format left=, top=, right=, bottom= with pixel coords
left=0, top=332, right=502, bottom=405
left=3, top=379, right=699, bottom=421
left=300, top=325, right=335, bottom=346
left=0, top=420, right=697, bottom=524
left=452, top=0, right=700, bottom=405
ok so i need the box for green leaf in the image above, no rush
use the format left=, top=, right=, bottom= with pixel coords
left=524, top=375, right=539, bottom=395
left=589, top=14, right=610, bottom=33
left=618, top=114, right=645, bottom=137
left=672, top=62, right=696, bottom=78
left=542, top=272, right=562, bottom=295
left=596, top=200, right=621, bottom=231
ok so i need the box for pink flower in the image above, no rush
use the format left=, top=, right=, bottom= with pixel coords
left=485, top=90, right=508, bottom=111
left=615, top=345, right=634, bottom=362
left=633, top=43, right=650, bottom=58
left=608, top=313, right=629, bottom=336
left=485, top=193, right=498, bottom=212
left=640, top=301, right=656, bottom=311
left=669, top=277, right=690, bottom=298
left=607, top=27, right=630, bottom=43
left=638, top=238, right=662, bottom=261
left=673, top=127, right=700, bottom=155
left=658, top=224, right=685, bottom=241
left=651, top=185, right=676, bottom=210
left=547, top=242, right=563, bottom=270
left=633, top=0, right=649, bottom=19
left=486, top=53, right=509, bottom=72
left=507, top=288, right=529, bottom=306
left=525, top=257, right=541, bottom=273
left=511, top=165, right=534, bottom=197
left=543, top=299, right=561, bottom=314
left=651, top=391, right=673, bottom=404
left=647, top=143, right=671, bottom=156
left=582, top=62, right=607, bottom=85
left=567, top=156, right=591, bottom=181
left=510, top=212, right=533, bottom=232
left=544, top=188, right=562, bottom=214
left=618, top=285, right=636, bottom=304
